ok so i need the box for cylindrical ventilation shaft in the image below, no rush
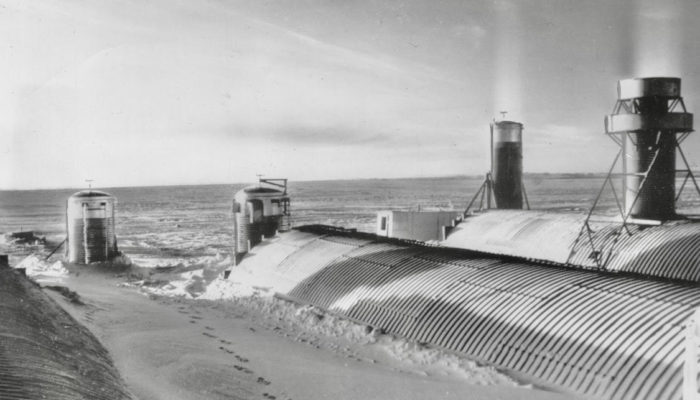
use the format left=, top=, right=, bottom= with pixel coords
left=66, top=190, right=118, bottom=264
left=491, top=121, right=524, bottom=209
left=605, top=77, right=694, bottom=220
left=232, top=185, right=290, bottom=264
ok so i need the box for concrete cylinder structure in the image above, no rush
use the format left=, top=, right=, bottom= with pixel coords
left=605, top=77, right=694, bottom=220
left=232, top=184, right=290, bottom=262
left=66, top=190, right=118, bottom=264
left=491, top=121, right=524, bottom=209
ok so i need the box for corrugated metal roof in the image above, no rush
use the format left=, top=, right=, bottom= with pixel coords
left=69, top=190, right=114, bottom=198
left=0, top=268, right=132, bottom=400
left=268, top=227, right=700, bottom=400
left=575, top=221, right=700, bottom=281
left=442, top=210, right=700, bottom=283
left=441, top=210, right=586, bottom=265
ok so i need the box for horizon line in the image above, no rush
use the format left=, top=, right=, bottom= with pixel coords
left=0, top=172, right=613, bottom=192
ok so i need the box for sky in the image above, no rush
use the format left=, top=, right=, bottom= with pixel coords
left=2, top=0, right=700, bottom=189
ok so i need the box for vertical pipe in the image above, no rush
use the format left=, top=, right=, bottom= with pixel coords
left=491, top=121, right=524, bottom=209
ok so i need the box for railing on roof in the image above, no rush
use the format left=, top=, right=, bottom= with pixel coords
left=259, top=177, right=288, bottom=194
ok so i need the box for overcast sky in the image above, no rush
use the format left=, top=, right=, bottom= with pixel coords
left=2, top=0, right=700, bottom=189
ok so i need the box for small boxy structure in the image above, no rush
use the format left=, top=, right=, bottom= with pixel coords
left=66, top=190, right=118, bottom=264
left=376, top=210, right=462, bottom=242
left=232, top=178, right=291, bottom=262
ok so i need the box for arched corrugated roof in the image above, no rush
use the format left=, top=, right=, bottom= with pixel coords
left=69, top=190, right=114, bottom=198
left=442, top=210, right=700, bottom=283
left=253, top=227, right=700, bottom=400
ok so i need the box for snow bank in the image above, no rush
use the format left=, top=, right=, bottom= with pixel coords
left=206, top=294, right=516, bottom=386
left=373, top=337, right=513, bottom=384
left=86, top=253, right=134, bottom=268
left=201, top=238, right=302, bottom=299
left=12, top=253, right=136, bottom=284
left=130, top=253, right=232, bottom=298
left=200, top=265, right=277, bottom=299
left=15, top=255, right=69, bottom=280
left=121, top=241, right=517, bottom=388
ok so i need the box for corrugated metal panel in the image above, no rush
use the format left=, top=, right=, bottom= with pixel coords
left=277, top=230, right=330, bottom=248
left=567, top=222, right=626, bottom=269
left=275, top=236, right=360, bottom=283
left=567, top=220, right=700, bottom=281
left=271, top=227, right=700, bottom=400
left=441, top=210, right=585, bottom=264
left=605, top=223, right=700, bottom=281
left=235, top=213, right=250, bottom=253
left=443, top=210, right=700, bottom=283
left=343, top=242, right=426, bottom=267
left=341, top=255, right=490, bottom=338
left=0, top=268, right=132, bottom=400
left=319, top=234, right=372, bottom=247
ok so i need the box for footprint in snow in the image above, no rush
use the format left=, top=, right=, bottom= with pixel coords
left=233, top=364, right=253, bottom=374
left=202, top=332, right=217, bottom=339
left=257, top=377, right=271, bottom=386
left=235, top=355, right=249, bottom=363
